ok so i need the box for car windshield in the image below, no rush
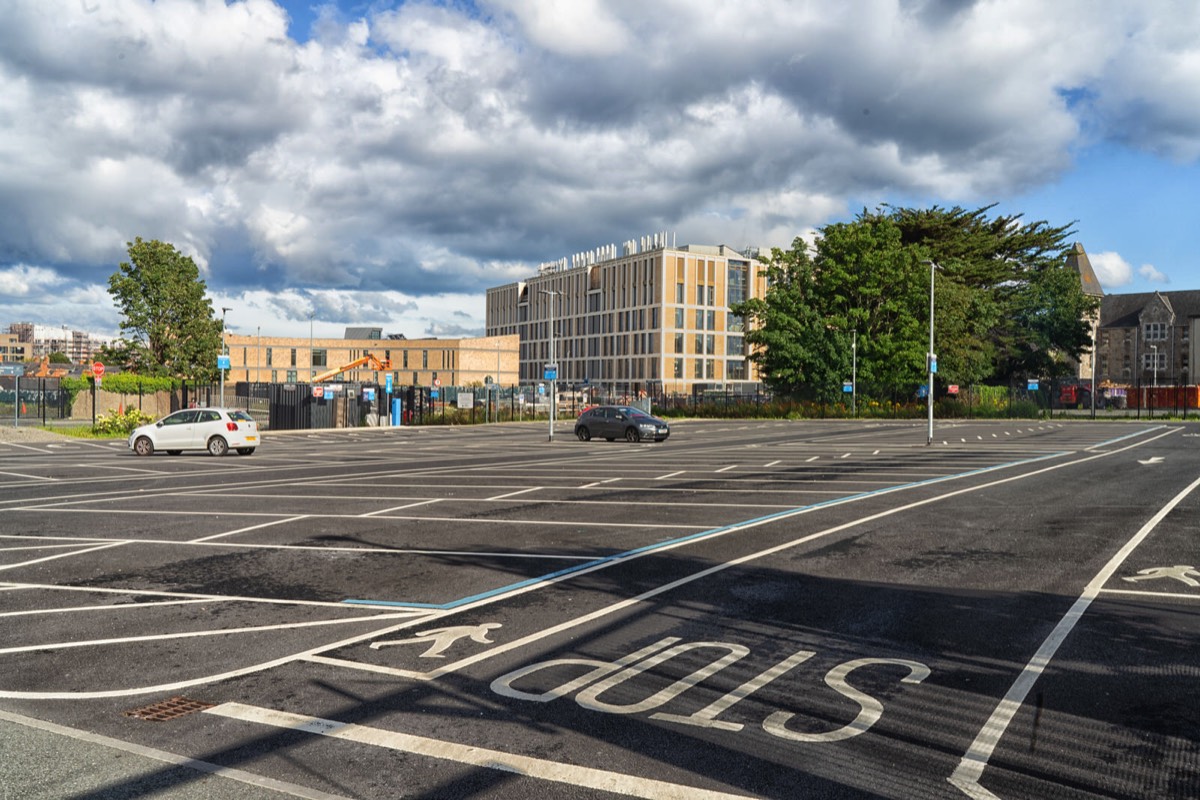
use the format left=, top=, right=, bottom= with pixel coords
left=228, top=410, right=254, bottom=422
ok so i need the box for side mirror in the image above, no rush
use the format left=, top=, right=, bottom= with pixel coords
left=156, top=422, right=164, bottom=428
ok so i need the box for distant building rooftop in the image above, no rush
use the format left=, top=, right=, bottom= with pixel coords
left=344, top=327, right=382, bottom=340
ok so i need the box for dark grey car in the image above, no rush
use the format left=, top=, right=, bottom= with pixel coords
left=574, top=405, right=670, bottom=443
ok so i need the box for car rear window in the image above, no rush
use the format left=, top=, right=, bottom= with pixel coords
left=228, top=410, right=255, bottom=422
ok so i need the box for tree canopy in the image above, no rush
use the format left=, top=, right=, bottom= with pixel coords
left=733, top=205, right=1098, bottom=400
left=101, top=238, right=223, bottom=379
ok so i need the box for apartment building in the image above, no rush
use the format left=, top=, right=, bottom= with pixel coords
left=486, top=234, right=768, bottom=397
left=0, top=332, right=28, bottom=364
left=6, top=323, right=112, bottom=363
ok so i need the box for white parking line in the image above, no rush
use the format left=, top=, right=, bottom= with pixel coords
left=0, top=470, right=57, bottom=481
left=949, top=464, right=1200, bottom=799
left=0, top=541, right=127, bottom=573
left=190, top=515, right=310, bottom=543
left=360, top=499, right=443, bottom=517
left=0, top=610, right=424, bottom=656
left=486, top=487, right=541, bottom=501
left=206, top=702, right=755, bottom=800
left=655, top=471, right=686, bottom=480
left=0, top=708, right=351, bottom=800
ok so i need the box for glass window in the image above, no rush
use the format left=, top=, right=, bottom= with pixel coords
left=266, top=347, right=273, bottom=366
left=674, top=358, right=683, bottom=378
left=290, top=348, right=297, bottom=367
left=1143, top=352, right=1167, bottom=370
left=676, top=283, right=685, bottom=303
left=674, top=333, right=684, bottom=353
left=1144, top=322, right=1167, bottom=341
left=312, top=349, right=327, bottom=368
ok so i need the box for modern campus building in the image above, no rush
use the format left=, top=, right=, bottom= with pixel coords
left=222, top=328, right=519, bottom=389
left=485, top=233, right=769, bottom=398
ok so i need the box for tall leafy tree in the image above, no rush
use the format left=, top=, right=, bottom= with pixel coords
left=736, top=205, right=1094, bottom=399
left=733, top=238, right=839, bottom=399
left=104, top=238, right=222, bottom=379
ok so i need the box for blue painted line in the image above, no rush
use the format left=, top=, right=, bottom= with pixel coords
left=342, top=449, right=1070, bottom=610
left=1090, top=425, right=1164, bottom=449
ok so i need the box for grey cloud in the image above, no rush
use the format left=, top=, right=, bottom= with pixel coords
left=2, top=0, right=1199, bottom=340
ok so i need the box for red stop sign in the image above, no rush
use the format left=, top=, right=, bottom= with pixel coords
left=93, top=362, right=105, bottom=377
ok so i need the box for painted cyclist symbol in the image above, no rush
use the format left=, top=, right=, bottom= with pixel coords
left=1123, top=565, right=1200, bottom=587
left=370, top=623, right=502, bottom=658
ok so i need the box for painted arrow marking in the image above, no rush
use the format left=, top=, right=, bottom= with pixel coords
left=1138, top=457, right=1165, bottom=465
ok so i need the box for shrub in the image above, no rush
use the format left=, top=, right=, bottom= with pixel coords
left=93, top=407, right=154, bottom=436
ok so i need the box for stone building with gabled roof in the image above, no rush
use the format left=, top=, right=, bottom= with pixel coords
left=1095, top=289, right=1200, bottom=386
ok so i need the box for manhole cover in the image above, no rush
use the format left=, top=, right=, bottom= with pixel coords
left=124, top=696, right=216, bottom=722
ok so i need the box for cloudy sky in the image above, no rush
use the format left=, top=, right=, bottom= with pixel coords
left=2, top=0, right=1197, bottom=342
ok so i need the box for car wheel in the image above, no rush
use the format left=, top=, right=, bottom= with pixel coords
left=207, top=436, right=229, bottom=456
left=236, top=448, right=255, bottom=455
left=133, top=436, right=154, bottom=457
left=167, top=450, right=182, bottom=456
left=576, top=427, right=591, bottom=442
left=625, top=427, right=641, bottom=443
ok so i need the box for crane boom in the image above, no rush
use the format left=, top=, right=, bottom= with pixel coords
left=312, top=353, right=392, bottom=382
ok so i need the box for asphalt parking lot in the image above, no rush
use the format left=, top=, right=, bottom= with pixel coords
left=3, top=418, right=1200, bottom=799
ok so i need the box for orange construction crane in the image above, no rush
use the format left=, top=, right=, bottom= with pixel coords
left=30, top=356, right=69, bottom=378
left=312, top=353, right=392, bottom=382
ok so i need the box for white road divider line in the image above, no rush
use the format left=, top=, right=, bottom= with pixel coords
left=205, top=702, right=756, bottom=800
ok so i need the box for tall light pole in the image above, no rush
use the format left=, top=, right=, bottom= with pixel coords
left=1151, top=344, right=1158, bottom=388
left=256, top=325, right=261, bottom=385
left=921, top=260, right=939, bottom=445
left=851, top=329, right=857, bottom=417
left=220, top=307, right=231, bottom=405
left=308, top=311, right=315, bottom=382
left=540, top=289, right=558, bottom=441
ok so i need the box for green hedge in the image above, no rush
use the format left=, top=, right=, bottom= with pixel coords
left=61, top=374, right=178, bottom=408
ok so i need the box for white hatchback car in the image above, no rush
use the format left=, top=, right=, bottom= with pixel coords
left=128, top=407, right=259, bottom=457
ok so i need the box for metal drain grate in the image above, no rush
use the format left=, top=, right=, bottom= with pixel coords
left=124, top=696, right=216, bottom=722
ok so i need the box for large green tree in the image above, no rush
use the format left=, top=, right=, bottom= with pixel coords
left=103, top=238, right=222, bottom=379
left=735, top=205, right=1096, bottom=399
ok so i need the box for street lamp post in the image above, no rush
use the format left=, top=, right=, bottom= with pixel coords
left=921, top=260, right=939, bottom=445
left=1151, top=344, right=1158, bottom=388
left=540, top=289, right=558, bottom=441
left=851, top=329, right=857, bottom=417
left=308, top=311, right=315, bottom=382
left=220, top=307, right=231, bottom=405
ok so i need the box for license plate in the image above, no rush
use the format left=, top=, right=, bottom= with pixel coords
left=245, top=436, right=257, bottom=442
